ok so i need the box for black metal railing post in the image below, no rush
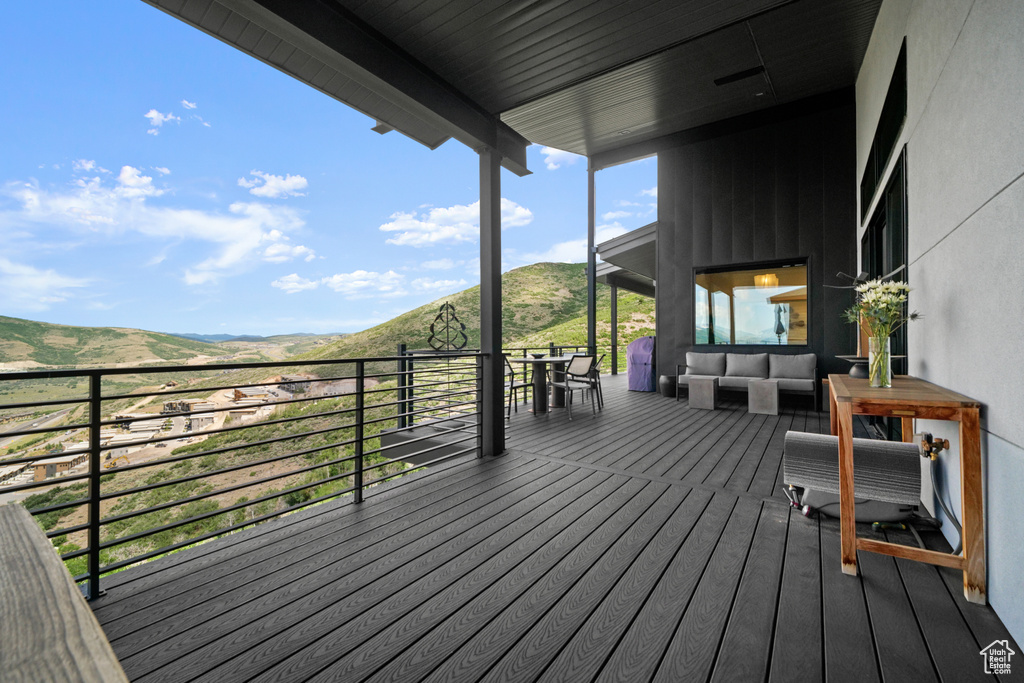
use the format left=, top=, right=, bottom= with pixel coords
left=354, top=361, right=364, bottom=504
left=407, top=354, right=415, bottom=428
left=476, top=354, right=484, bottom=458
left=397, top=343, right=407, bottom=429
left=87, top=372, right=103, bottom=599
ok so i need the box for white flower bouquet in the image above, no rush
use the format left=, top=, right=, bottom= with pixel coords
left=844, top=279, right=918, bottom=387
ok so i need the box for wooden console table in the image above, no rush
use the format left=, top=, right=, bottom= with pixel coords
left=827, top=374, right=985, bottom=604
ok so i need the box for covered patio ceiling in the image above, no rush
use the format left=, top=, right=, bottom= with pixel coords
left=142, top=0, right=882, bottom=168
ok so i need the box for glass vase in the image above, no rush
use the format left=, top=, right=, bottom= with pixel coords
left=868, top=336, right=892, bottom=388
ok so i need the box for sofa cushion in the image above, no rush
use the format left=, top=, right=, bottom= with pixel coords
left=725, top=353, right=768, bottom=378
left=775, top=378, right=815, bottom=393
left=686, top=352, right=726, bottom=376
left=719, top=376, right=760, bottom=390
left=769, top=353, right=817, bottom=379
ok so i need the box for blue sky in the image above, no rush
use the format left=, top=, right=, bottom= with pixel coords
left=0, top=2, right=656, bottom=336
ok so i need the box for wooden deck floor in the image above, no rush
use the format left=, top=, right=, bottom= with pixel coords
left=91, top=375, right=1020, bottom=682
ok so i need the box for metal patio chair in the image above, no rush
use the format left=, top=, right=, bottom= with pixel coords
left=555, top=354, right=599, bottom=420
left=503, top=355, right=531, bottom=420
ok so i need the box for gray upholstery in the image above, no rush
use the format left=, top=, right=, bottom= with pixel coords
left=677, top=352, right=818, bottom=403
left=725, top=353, right=768, bottom=378
left=783, top=431, right=921, bottom=505
left=686, top=352, right=726, bottom=376
left=770, top=353, right=817, bottom=379
left=719, top=376, right=762, bottom=390
left=774, top=378, right=815, bottom=393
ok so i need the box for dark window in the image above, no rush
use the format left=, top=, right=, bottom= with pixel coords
left=861, top=39, right=907, bottom=221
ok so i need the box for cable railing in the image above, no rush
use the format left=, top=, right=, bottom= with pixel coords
left=0, top=352, right=483, bottom=599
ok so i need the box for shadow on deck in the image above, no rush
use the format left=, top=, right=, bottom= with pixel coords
left=90, top=374, right=1019, bottom=682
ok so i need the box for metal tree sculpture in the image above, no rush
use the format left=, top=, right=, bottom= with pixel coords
left=427, top=302, right=468, bottom=351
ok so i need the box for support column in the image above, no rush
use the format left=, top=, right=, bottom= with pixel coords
left=610, top=284, right=618, bottom=375
left=480, top=148, right=504, bottom=456
left=587, top=164, right=597, bottom=356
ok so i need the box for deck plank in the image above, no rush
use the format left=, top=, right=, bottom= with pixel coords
left=420, top=481, right=677, bottom=683
left=534, top=488, right=715, bottom=683
left=83, top=375, right=1016, bottom=683
left=858, top=526, right=940, bottom=682
left=357, top=478, right=668, bottom=683
left=819, top=517, right=881, bottom=683
left=652, top=496, right=763, bottom=682
left=769, top=508, right=823, bottom=683
left=709, top=502, right=790, bottom=683
left=122, top=463, right=595, bottom=679
left=592, top=493, right=738, bottom=683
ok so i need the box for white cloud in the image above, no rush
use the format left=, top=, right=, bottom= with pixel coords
left=518, top=223, right=629, bottom=264
left=421, top=258, right=455, bottom=270
left=181, top=100, right=197, bottom=110
left=238, top=170, right=308, bottom=198
left=320, top=270, right=405, bottom=299
left=641, top=186, right=658, bottom=198
left=0, top=257, right=90, bottom=311
left=73, top=159, right=96, bottom=172
left=262, top=242, right=315, bottom=263
left=380, top=198, right=533, bottom=247
left=147, top=129, right=159, bottom=136
left=411, top=277, right=468, bottom=293
left=144, top=109, right=180, bottom=130
left=154, top=167, right=171, bottom=175
left=602, top=210, right=631, bottom=221
left=116, top=165, right=163, bottom=198
left=539, top=146, right=583, bottom=171
left=1, top=171, right=309, bottom=286
left=271, top=273, right=318, bottom=294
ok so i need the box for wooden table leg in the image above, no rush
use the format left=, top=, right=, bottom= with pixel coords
left=960, top=407, right=986, bottom=604
left=837, top=402, right=857, bottom=575
left=829, top=383, right=839, bottom=436
left=901, top=417, right=914, bottom=443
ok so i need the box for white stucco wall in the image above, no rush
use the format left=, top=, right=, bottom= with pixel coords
left=857, top=0, right=1024, bottom=643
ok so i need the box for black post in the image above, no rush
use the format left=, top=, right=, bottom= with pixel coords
left=475, top=354, right=484, bottom=458
left=397, top=343, right=407, bottom=429
left=86, top=372, right=103, bottom=600
left=354, top=361, right=364, bottom=504
left=407, top=354, right=415, bottom=428
left=611, top=284, right=618, bottom=375
left=587, top=163, right=597, bottom=356
left=479, top=147, right=504, bottom=456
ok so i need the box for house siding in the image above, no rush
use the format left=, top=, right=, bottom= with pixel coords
left=857, top=0, right=1024, bottom=642
left=654, top=94, right=858, bottom=379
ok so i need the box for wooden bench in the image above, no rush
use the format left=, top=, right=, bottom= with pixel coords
left=0, top=504, right=128, bottom=682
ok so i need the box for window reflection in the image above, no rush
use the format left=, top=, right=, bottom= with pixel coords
left=694, top=263, right=808, bottom=345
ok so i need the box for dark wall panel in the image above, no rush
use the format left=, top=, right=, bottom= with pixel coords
left=752, top=130, right=776, bottom=260
left=774, top=118, right=801, bottom=258
left=655, top=90, right=857, bottom=379
left=712, top=139, right=734, bottom=264
left=732, top=130, right=755, bottom=263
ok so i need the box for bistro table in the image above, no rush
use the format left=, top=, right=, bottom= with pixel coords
left=507, top=356, right=576, bottom=414
left=827, top=374, right=985, bottom=604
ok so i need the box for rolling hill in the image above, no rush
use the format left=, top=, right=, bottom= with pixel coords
left=300, top=262, right=655, bottom=363
left=0, top=316, right=236, bottom=367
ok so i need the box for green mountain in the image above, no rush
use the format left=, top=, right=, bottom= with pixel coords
left=0, top=316, right=236, bottom=367
left=301, top=262, right=655, bottom=364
